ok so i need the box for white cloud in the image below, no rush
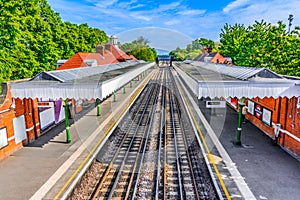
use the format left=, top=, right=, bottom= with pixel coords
left=130, top=13, right=152, bottom=21
left=118, top=0, right=145, bottom=10
left=95, top=0, right=119, bottom=8
left=130, top=4, right=145, bottom=9
left=223, top=0, right=300, bottom=28
left=223, top=0, right=250, bottom=13
left=178, top=9, right=206, bottom=16
left=156, top=2, right=181, bottom=12
left=48, top=0, right=300, bottom=44
left=165, top=20, right=180, bottom=25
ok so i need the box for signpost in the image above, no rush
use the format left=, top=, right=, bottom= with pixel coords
left=206, top=100, right=226, bottom=108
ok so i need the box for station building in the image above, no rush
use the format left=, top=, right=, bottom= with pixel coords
left=0, top=36, right=138, bottom=160
left=193, top=49, right=299, bottom=158
left=1, top=41, right=299, bottom=161
left=175, top=61, right=300, bottom=159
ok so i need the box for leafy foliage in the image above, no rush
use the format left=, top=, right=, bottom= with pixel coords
left=169, top=38, right=217, bottom=61
left=120, top=36, right=157, bottom=61
left=219, top=20, right=300, bottom=76
left=0, top=0, right=108, bottom=83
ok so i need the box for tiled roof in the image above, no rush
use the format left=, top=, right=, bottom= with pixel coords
left=56, top=44, right=136, bottom=71
left=129, top=54, right=137, bottom=61
left=193, top=52, right=217, bottom=62
left=101, top=50, right=119, bottom=65
left=110, top=45, right=131, bottom=61
left=57, top=52, right=118, bottom=70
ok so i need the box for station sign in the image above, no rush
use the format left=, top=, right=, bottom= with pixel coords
left=254, top=104, right=263, bottom=119
left=248, top=100, right=272, bottom=126
left=206, top=100, right=226, bottom=108
left=38, top=102, right=54, bottom=108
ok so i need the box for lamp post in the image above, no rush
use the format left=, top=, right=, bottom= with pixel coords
left=288, top=14, right=293, bottom=34
left=236, top=97, right=245, bottom=145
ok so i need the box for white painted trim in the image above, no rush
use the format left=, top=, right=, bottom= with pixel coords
left=8, top=136, right=15, bottom=141
left=26, top=126, right=34, bottom=132
left=0, top=108, right=11, bottom=114
left=272, top=123, right=300, bottom=143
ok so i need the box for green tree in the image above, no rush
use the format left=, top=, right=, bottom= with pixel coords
left=0, top=0, right=109, bottom=84
left=169, top=38, right=218, bottom=61
left=169, top=48, right=188, bottom=61
left=120, top=36, right=157, bottom=61
left=191, top=38, right=217, bottom=51
left=219, top=20, right=300, bottom=76
left=131, top=48, right=157, bottom=61
left=120, top=36, right=150, bottom=52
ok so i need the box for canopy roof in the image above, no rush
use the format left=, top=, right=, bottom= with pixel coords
left=175, top=62, right=299, bottom=98
left=191, top=62, right=283, bottom=80
left=279, top=84, right=300, bottom=97
left=32, top=60, right=139, bottom=82
left=10, top=61, right=152, bottom=100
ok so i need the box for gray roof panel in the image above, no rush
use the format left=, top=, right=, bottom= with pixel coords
left=191, top=62, right=283, bottom=80
left=31, top=61, right=141, bottom=82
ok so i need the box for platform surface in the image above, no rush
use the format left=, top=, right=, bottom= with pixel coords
left=0, top=67, right=299, bottom=200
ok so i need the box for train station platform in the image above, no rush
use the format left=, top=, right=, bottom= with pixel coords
left=196, top=99, right=300, bottom=200
left=0, top=67, right=299, bottom=200
left=0, top=70, right=153, bottom=200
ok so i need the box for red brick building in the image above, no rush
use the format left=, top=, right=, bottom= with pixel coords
left=0, top=84, right=40, bottom=160
left=245, top=95, right=300, bottom=158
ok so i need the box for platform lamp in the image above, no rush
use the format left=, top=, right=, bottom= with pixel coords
left=236, top=97, right=245, bottom=145
left=288, top=14, right=293, bottom=34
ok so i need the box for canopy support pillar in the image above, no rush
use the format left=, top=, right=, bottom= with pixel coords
left=64, top=98, right=71, bottom=143
left=96, top=98, right=101, bottom=116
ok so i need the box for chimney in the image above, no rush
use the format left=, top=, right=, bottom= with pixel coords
left=95, top=44, right=104, bottom=56
left=126, top=50, right=131, bottom=56
left=202, top=47, right=208, bottom=54
left=207, top=46, right=212, bottom=53
left=105, top=43, right=112, bottom=52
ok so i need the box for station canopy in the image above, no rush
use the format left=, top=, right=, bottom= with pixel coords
left=9, top=61, right=149, bottom=100
left=175, top=61, right=300, bottom=98
left=8, top=61, right=300, bottom=100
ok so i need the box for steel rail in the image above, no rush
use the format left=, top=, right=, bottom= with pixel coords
left=163, top=69, right=168, bottom=200
left=169, top=70, right=201, bottom=200
left=129, top=69, right=162, bottom=200
left=90, top=79, right=156, bottom=199
left=106, top=78, right=160, bottom=199
left=154, top=69, right=166, bottom=200
left=168, top=69, right=184, bottom=200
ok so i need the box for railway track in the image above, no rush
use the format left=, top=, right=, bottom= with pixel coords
left=70, top=68, right=218, bottom=199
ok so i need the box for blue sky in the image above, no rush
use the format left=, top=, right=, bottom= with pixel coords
left=48, top=0, right=299, bottom=50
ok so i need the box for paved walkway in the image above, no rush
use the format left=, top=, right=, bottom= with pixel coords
left=198, top=100, right=300, bottom=200
left=0, top=71, right=152, bottom=200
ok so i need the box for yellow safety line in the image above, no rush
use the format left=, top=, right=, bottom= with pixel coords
left=54, top=74, right=152, bottom=200
left=181, top=90, right=231, bottom=200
